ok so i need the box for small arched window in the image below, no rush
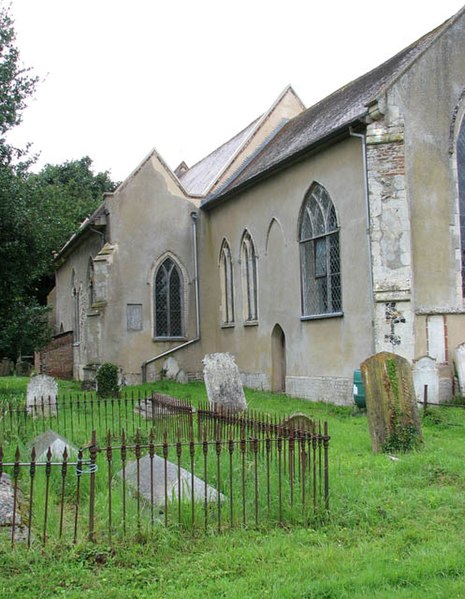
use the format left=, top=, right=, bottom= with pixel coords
left=220, top=240, right=235, bottom=324
left=458, top=116, right=465, bottom=296
left=299, top=183, right=341, bottom=316
left=241, top=231, right=258, bottom=322
left=71, top=269, right=80, bottom=343
left=87, top=257, right=94, bottom=307
left=154, top=257, right=183, bottom=338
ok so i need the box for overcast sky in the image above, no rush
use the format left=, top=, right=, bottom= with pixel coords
left=6, top=0, right=465, bottom=182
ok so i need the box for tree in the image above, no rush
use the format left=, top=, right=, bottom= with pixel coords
left=0, top=6, right=117, bottom=360
left=0, top=4, right=43, bottom=360
left=26, top=156, right=118, bottom=304
left=0, top=3, right=37, bottom=164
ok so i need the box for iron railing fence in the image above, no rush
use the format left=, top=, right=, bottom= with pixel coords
left=0, top=392, right=326, bottom=447
left=1, top=424, right=330, bottom=547
left=0, top=392, right=194, bottom=444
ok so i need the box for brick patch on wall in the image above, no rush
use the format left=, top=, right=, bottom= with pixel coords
left=37, top=331, right=74, bottom=380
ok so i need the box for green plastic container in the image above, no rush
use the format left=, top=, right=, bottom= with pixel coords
left=353, top=369, right=366, bottom=409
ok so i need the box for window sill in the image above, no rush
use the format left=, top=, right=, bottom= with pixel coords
left=301, top=312, right=343, bottom=321
left=153, top=336, right=186, bottom=342
left=243, top=320, right=259, bottom=327
left=221, top=323, right=235, bottom=329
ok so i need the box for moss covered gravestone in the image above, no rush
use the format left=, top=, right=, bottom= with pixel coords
left=361, top=352, right=422, bottom=453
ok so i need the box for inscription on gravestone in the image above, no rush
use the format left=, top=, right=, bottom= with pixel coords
left=27, top=375, right=58, bottom=417
left=361, top=352, right=422, bottom=453
left=203, top=353, right=247, bottom=413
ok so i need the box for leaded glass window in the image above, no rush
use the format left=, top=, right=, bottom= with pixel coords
left=241, top=231, right=258, bottom=321
left=458, top=117, right=465, bottom=296
left=220, top=240, right=234, bottom=324
left=300, top=183, right=342, bottom=316
left=154, top=257, right=183, bottom=337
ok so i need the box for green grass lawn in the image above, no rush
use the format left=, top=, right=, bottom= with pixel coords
left=0, top=377, right=465, bottom=598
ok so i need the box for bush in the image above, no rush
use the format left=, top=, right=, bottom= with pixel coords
left=96, top=363, right=119, bottom=398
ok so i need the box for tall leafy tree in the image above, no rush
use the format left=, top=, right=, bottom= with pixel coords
left=0, top=3, right=43, bottom=360
left=26, top=156, right=117, bottom=304
left=0, top=4, right=117, bottom=360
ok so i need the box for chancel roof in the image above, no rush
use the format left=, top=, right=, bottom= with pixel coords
left=178, top=118, right=260, bottom=196
left=203, top=11, right=460, bottom=208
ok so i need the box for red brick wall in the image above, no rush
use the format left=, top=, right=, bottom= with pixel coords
left=37, top=331, right=74, bottom=380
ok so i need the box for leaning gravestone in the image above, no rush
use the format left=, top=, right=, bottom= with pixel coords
left=413, top=356, right=440, bottom=405
left=28, top=430, right=76, bottom=462
left=203, top=353, right=247, bottom=413
left=116, top=454, right=224, bottom=508
left=453, top=342, right=465, bottom=396
left=27, top=375, right=58, bottom=417
left=361, top=352, right=422, bottom=452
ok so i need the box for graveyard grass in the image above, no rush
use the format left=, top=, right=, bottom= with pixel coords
left=1, top=379, right=465, bottom=598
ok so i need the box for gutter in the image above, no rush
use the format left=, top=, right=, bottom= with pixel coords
left=349, top=127, right=376, bottom=354
left=141, top=211, right=201, bottom=382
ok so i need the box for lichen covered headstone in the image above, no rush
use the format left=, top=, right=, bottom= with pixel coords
left=27, top=374, right=58, bottom=417
left=361, top=352, right=422, bottom=452
left=203, top=353, right=247, bottom=413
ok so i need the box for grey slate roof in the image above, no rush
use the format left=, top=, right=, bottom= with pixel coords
left=202, top=15, right=455, bottom=208
left=178, top=117, right=260, bottom=196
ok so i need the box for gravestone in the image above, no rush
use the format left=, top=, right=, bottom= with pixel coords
left=453, top=342, right=465, bottom=396
left=0, top=473, right=28, bottom=542
left=413, top=356, right=440, bottom=405
left=16, top=360, right=33, bottom=377
left=28, top=430, right=76, bottom=462
left=0, top=357, right=14, bottom=377
left=162, top=357, right=188, bottom=384
left=361, top=352, right=422, bottom=452
left=203, top=353, right=247, bottom=413
left=116, top=454, right=224, bottom=507
left=27, top=375, right=58, bottom=417
left=282, top=413, right=313, bottom=432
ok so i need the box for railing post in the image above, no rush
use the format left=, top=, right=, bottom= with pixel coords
left=323, top=422, right=330, bottom=513
left=88, top=430, right=97, bottom=542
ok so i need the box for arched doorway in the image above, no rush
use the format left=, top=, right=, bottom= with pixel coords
left=271, top=324, right=286, bottom=393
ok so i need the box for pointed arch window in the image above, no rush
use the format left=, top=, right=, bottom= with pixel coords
left=241, top=231, right=258, bottom=322
left=154, top=257, right=183, bottom=338
left=87, top=257, right=94, bottom=307
left=458, top=116, right=465, bottom=296
left=299, top=183, right=342, bottom=317
left=220, top=240, right=235, bottom=324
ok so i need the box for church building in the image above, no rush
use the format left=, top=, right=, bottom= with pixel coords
left=47, top=8, right=465, bottom=405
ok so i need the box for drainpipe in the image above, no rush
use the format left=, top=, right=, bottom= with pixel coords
left=141, top=211, right=201, bottom=382
left=349, top=127, right=376, bottom=354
